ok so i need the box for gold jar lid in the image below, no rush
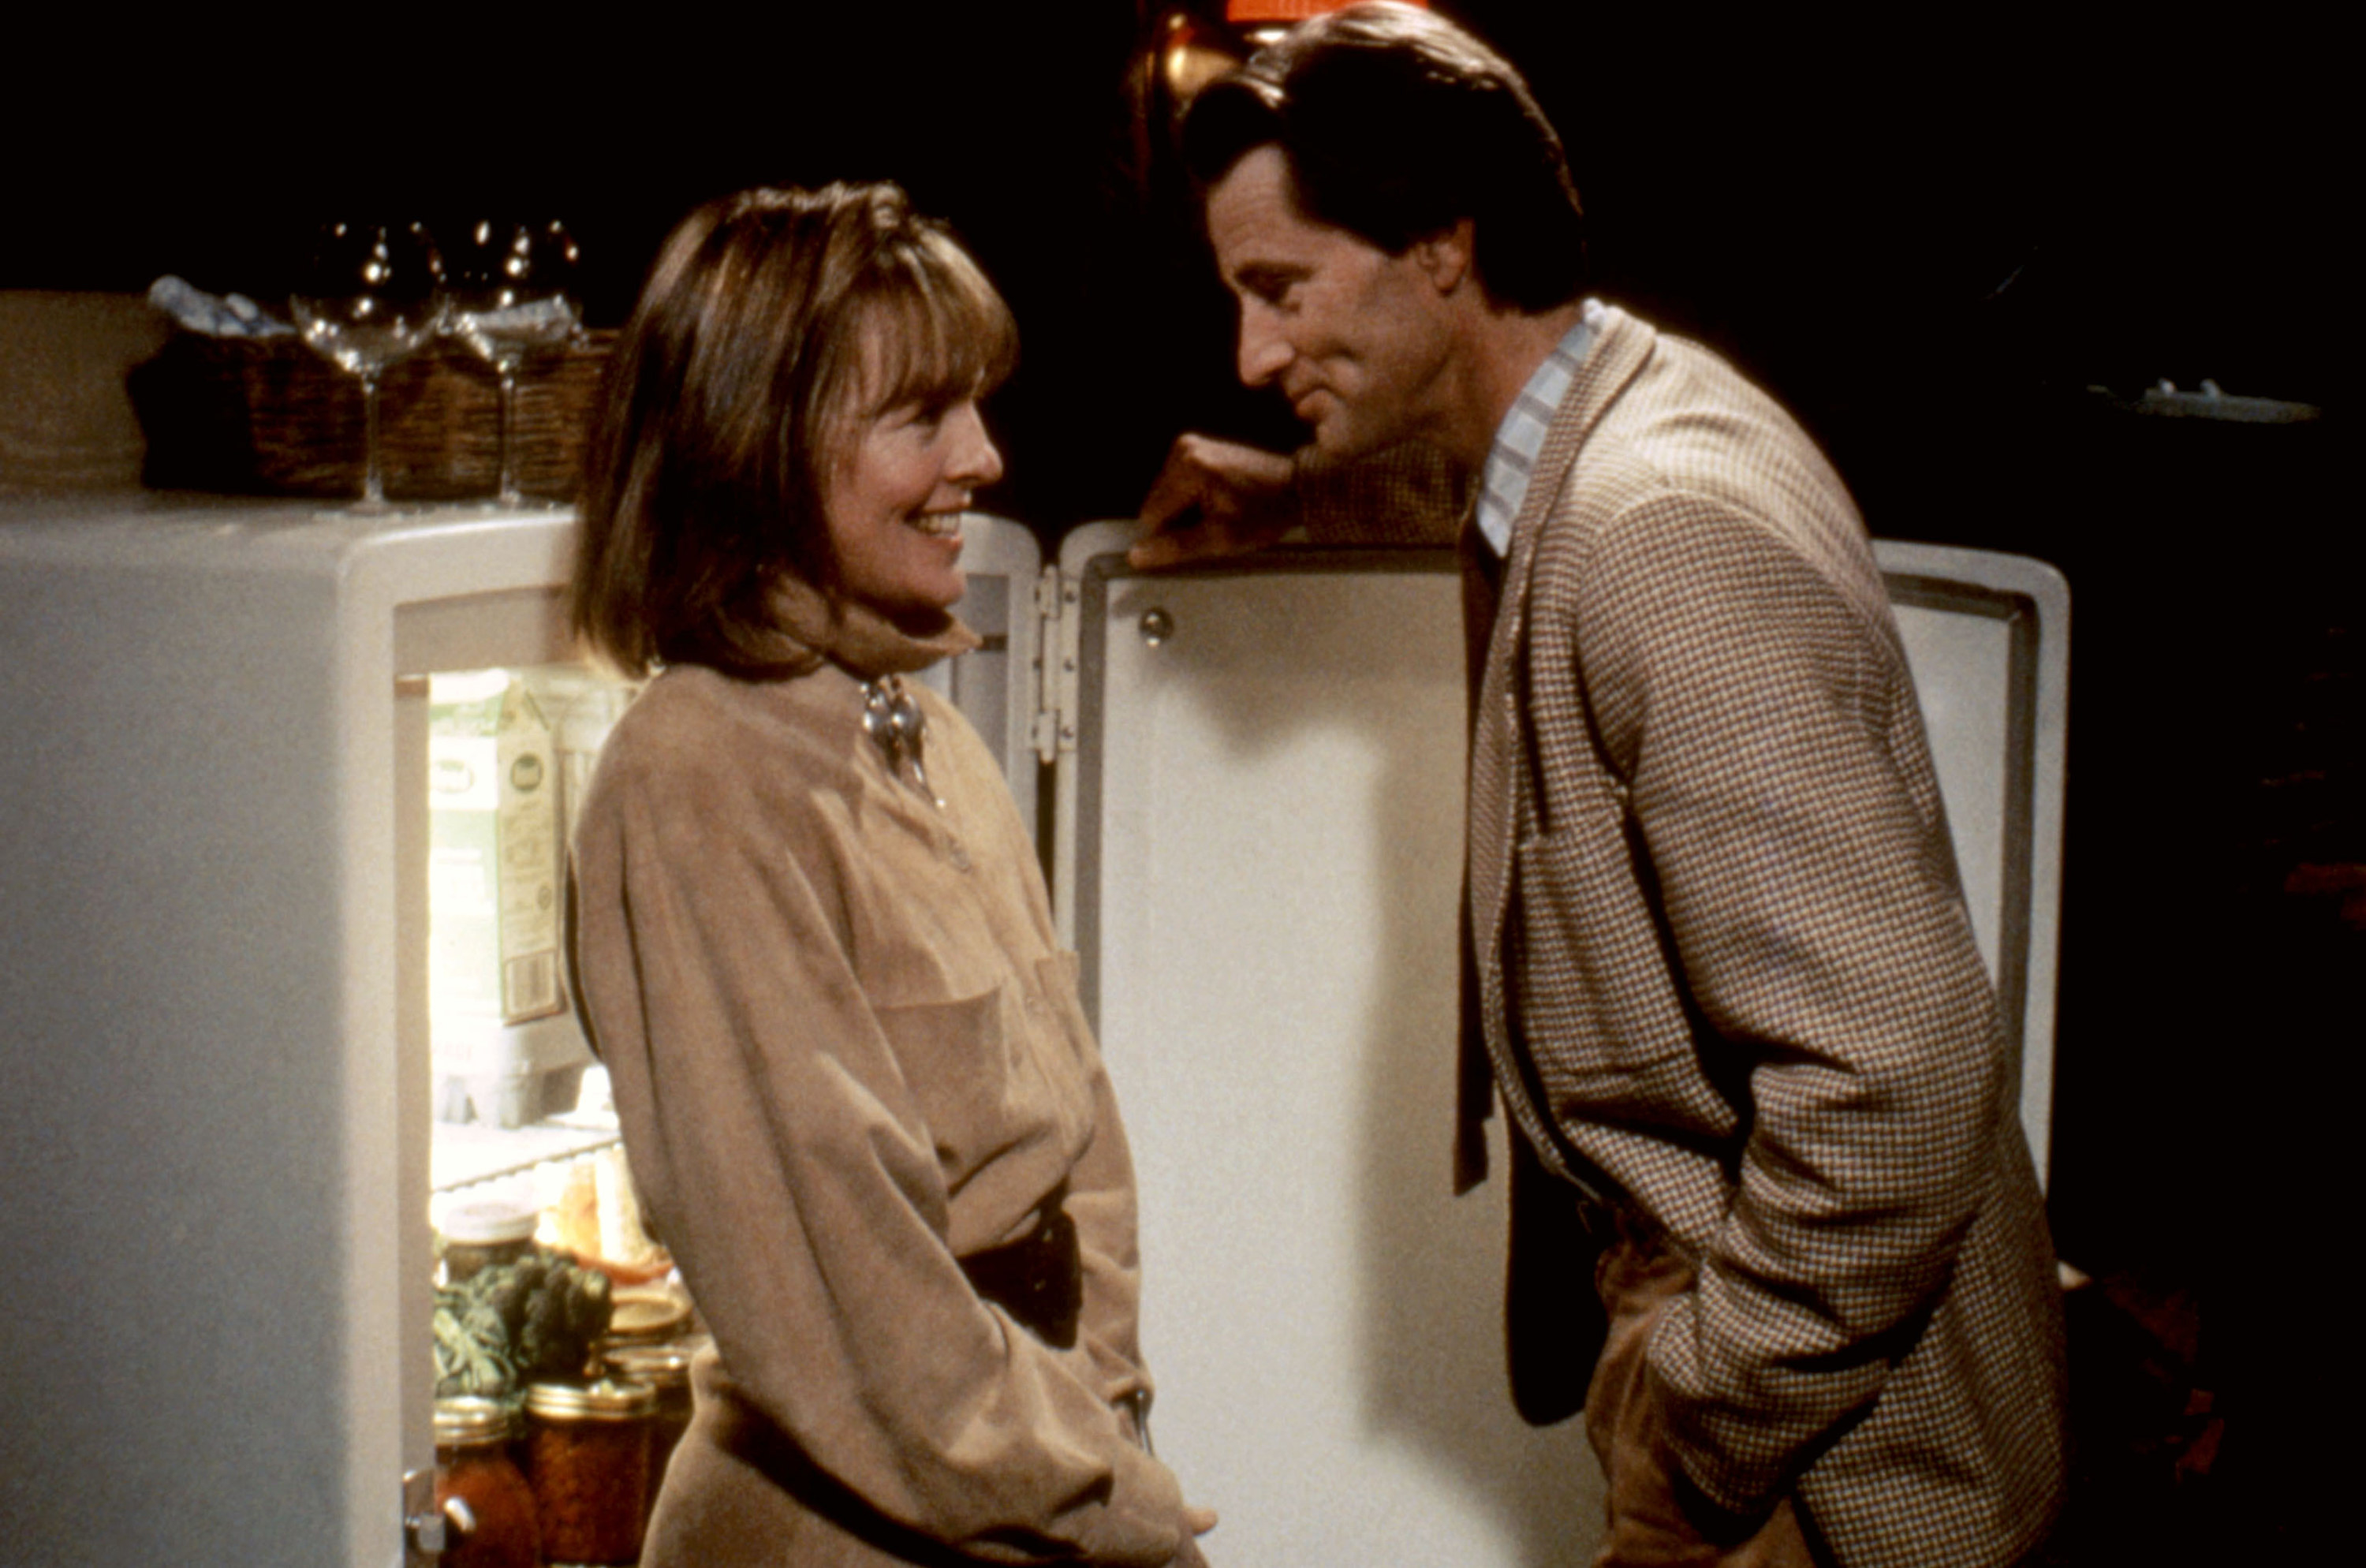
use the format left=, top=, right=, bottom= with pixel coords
left=603, top=1338, right=699, bottom=1391
left=524, top=1377, right=657, bottom=1424
left=434, top=1395, right=517, bottom=1448
left=600, top=1286, right=690, bottom=1347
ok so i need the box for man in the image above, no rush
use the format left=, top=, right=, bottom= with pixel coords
left=1131, top=6, right=2068, bottom=1566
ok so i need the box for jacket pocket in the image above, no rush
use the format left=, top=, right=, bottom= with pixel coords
left=1508, top=820, right=1730, bottom=1133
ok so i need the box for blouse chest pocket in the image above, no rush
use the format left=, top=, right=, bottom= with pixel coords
left=871, top=965, right=1097, bottom=1189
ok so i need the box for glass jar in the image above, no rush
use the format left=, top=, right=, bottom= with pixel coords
left=603, top=1335, right=705, bottom=1522
left=598, top=1284, right=691, bottom=1350
left=524, top=1377, right=656, bottom=1565
left=438, top=1197, right=539, bottom=1284
left=432, top=1397, right=540, bottom=1568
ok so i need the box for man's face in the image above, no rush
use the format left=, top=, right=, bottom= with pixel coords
left=1205, top=144, right=1457, bottom=461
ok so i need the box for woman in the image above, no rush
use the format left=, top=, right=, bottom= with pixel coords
left=566, top=185, right=1213, bottom=1566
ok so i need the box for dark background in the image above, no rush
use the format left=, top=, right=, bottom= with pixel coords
left=9, top=4, right=2345, bottom=1556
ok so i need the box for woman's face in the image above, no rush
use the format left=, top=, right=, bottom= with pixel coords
left=821, top=361, right=1005, bottom=618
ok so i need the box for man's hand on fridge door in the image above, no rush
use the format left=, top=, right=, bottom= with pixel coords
left=1129, top=434, right=1300, bottom=569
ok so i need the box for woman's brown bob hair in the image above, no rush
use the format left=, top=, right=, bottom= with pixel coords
left=571, top=183, right=1017, bottom=678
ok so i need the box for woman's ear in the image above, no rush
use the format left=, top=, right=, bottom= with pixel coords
left=1413, top=218, right=1476, bottom=293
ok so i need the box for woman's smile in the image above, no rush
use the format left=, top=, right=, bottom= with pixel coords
left=823, top=385, right=1002, bottom=614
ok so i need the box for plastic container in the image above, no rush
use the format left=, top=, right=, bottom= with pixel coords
left=438, top=1197, right=539, bottom=1284
left=523, top=1377, right=656, bottom=1564
left=432, top=1397, right=540, bottom=1568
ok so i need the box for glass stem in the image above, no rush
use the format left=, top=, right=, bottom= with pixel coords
left=496, top=360, right=522, bottom=508
left=360, top=369, right=387, bottom=510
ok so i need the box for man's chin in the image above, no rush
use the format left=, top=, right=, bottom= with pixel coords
left=1300, top=416, right=1382, bottom=466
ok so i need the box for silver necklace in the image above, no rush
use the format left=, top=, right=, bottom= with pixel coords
left=860, top=676, right=942, bottom=808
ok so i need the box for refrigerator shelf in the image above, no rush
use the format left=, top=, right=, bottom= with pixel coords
left=430, top=1117, right=621, bottom=1195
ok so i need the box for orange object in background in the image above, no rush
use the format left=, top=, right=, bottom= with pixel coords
left=549, top=1145, right=675, bottom=1285
left=1227, top=0, right=1423, bottom=19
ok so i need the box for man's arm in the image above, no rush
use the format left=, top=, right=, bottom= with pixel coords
left=1130, top=435, right=1465, bottom=566
left=1573, top=498, right=2007, bottom=1518
left=1129, top=435, right=1299, bottom=567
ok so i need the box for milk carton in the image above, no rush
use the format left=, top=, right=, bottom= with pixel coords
left=429, top=669, right=577, bottom=1125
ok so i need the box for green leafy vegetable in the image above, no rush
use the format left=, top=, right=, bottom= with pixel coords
left=432, top=1246, right=614, bottom=1403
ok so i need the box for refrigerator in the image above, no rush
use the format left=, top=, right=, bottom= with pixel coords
left=0, top=495, right=2066, bottom=1566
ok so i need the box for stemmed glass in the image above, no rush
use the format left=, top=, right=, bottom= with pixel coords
left=445, top=221, right=582, bottom=508
left=290, top=222, right=446, bottom=513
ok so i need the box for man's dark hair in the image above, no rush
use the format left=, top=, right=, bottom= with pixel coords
left=1181, top=2, right=1585, bottom=312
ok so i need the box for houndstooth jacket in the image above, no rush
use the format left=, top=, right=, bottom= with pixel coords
left=1312, top=304, right=2069, bottom=1567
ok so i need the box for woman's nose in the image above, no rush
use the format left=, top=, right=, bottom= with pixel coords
left=945, top=401, right=1005, bottom=487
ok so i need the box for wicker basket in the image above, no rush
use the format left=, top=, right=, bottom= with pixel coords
left=131, top=330, right=614, bottom=502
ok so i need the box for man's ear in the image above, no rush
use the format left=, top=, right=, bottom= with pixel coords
left=1413, top=218, right=1476, bottom=293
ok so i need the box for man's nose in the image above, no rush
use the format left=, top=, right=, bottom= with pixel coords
left=1237, top=305, right=1290, bottom=388
left=946, top=401, right=1005, bottom=487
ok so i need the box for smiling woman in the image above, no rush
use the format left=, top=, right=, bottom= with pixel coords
left=572, top=185, right=1018, bottom=673
left=561, top=184, right=1215, bottom=1567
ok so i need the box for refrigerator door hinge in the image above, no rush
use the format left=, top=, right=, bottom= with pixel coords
left=1032, top=566, right=1082, bottom=765
left=402, top=1465, right=446, bottom=1564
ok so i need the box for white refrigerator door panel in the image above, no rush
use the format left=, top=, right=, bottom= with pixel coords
left=1058, top=530, right=1599, bottom=1566
left=1877, top=541, right=2069, bottom=1178
left=1049, top=525, right=2066, bottom=1566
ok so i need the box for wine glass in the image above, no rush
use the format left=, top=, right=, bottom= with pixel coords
left=290, top=222, right=446, bottom=513
left=445, top=221, right=582, bottom=508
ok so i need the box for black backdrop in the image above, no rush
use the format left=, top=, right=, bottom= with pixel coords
left=10, top=4, right=2345, bottom=1547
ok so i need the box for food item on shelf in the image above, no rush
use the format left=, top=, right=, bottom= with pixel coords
left=549, top=1159, right=602, bottom=1258
left=433, top=1245, right=614, bottom=1402
left=594, top=1144, right=661, bottom=1270
left=432, top=1396, right=540, bottom=1568
left=605, top=1335, right=705, bottom=1521
left=438, top=1197, right=539, bottom=1284
left=524, top=1376, right=657, bottom=1565
left=550, top=1143, right=674, bottom=1284
left=600, top=1286, right=692, bottom=1350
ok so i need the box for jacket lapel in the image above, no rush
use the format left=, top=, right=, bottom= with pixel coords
left=1466, top=307, right=1658, bottom=1036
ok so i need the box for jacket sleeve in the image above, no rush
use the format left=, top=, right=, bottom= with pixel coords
left=1570, top=496, right=2009, bottom=1518
left=1296, top=439, right=1468, bottom=547
left=569, top=755, right=1189, bottom=1566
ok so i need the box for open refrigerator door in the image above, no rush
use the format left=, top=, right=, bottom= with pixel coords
left=1036, top=523, right=2068, bottom=1564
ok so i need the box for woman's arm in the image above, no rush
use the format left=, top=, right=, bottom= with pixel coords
left=572, top=726, right=1189, bottom=1566
left=1054, top=982, right=1154, bottom=1422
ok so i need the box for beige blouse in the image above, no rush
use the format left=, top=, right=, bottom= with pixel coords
left=569, top=648, right=1189, bottom=1566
